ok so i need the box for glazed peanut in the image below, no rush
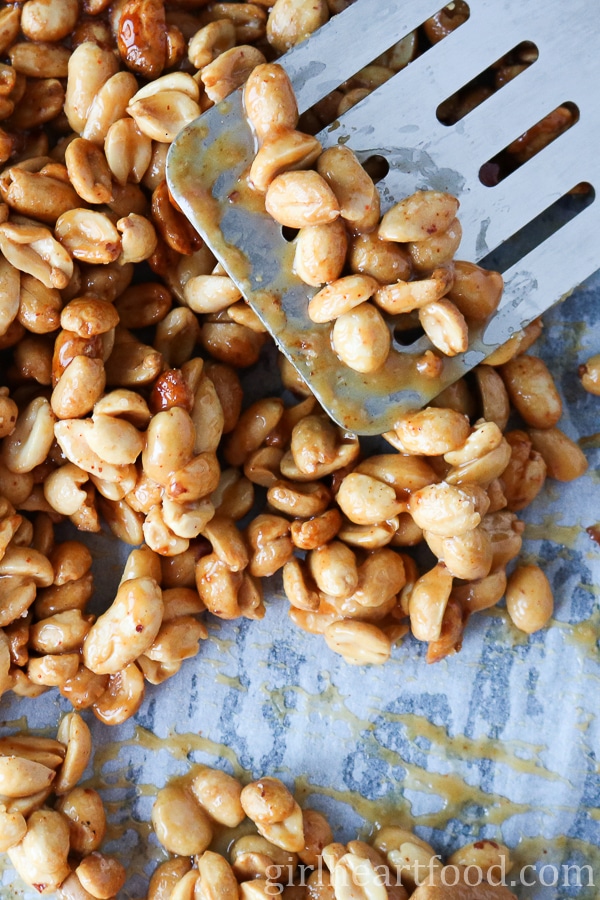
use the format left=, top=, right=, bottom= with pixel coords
left=505, top=564, right=553, bottom=633
left=324, top=620, right=391, bottom=666
left=393, top=407, right=470, bottom=456
left=379, top=191, right=458, bottom=242
left=244, top=62, right=298, bottom=142
left=448, top=261, right=503, bottom=320
left=408, top=562, right=453, bottom=642
left=447, top=839, right=512, bottom=876
left=55, top=787, right=106, bottom=855
left=409, top=217, right=462, bottom=271
left=579, top=353, right=600, bottom=395
left=308, top=275, right=379, bottom=324
left=201, top=45, right=266, bottom=104
left=152, top=783, right=213, bottom=856
left=528, top=427, right=589, bottom=481
left=8, top=809, right=71, bottom=893
left=294, top=220, right=347, bottom=286
left=331, top=303, right=391, bottom=373
left=409, top=483, right=484, bottom=537
left=317, top=146, right=380, bottom=233
left=336, top=473, right=403, bottom=526
left=250, top=130, right=322, bottom=193
left=419, top=298, right=468, bottom=357
left=83, top=576, right=163, bottom=674
left=266, top=171, right=340, bottom=228
left=191, top=766, right=245, bottom=827
left=500, top=355, right=562, bottom=428
left=374, top=267, right=452, bottom=314
left=241, top=777, right=305, bottom=852
left=197, top=851, right=240, bottom=900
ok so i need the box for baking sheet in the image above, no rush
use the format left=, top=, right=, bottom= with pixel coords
left=1, top=271, right=599, bottom=900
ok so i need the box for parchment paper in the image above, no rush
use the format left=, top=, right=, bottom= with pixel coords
left=1, top=271, right=598, bottom=900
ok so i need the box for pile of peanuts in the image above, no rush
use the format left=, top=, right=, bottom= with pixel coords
left=148, top=767, right=518, bottom=899
left=244, top=63, right=478, bottom=371
left=0, top=510, right=102, bottom=704
left=0, top=505, right=211, bottom=721
left=236, top=59, right=592, bottom=665
left=239, top=46, right=588, bottom=373
left=0, top=713, right=127, bottom=898
left=0, top=0, right=597, bottom=692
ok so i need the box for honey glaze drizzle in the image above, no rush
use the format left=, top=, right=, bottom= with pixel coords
left=267, top=681, right=567, bottom=785
left=262, top=682, right=598, bottom=852
left=579, top=432, right=600, bottom=450
left=383, top=712, right=565, bottom=782
left=295, top=741, right=530, bottom=831
left=523, top=517, right=583, bottom=549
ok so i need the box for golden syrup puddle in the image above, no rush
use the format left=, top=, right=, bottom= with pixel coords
left=552, top=605, right=600, bottom=654
left=579, top=432, right=600, bottom=450
left=524, top=517, right=583, bottom=549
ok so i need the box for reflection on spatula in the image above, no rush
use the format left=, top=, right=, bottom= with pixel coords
left=167, top=0, right=599, bottom=436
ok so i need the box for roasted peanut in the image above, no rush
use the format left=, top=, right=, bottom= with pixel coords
left=500, top=355, right=562, bottom=428
left=528, top=427, right=588, bottom=481
left=393, top=407, right=470, bottom=456
left=506, top=564, right=553, bottom=634
left=447, top=261, right=503, bottom=320
left=8, top=808, right=71, bottom=893
left=117, top=0, right=167, bottom=79
left=152, top=783, right=213, bottom=856
left=409, top=483, right=485, bottom=537
left=244, top=62, right=298, bottom=142
left=379, top=190, right=458, bottom=242
left=447, top=839, right=512, bottom=877
left=308, top=275, right=379, bottom=324
left=250, top=130, right=322, bottom=193
left=266, top=171, right=340, bottom=228
left=201, top=44, right=266, bottom=104
left=317, top=146, right=380, bottom=233
left=408, top=562, right=453, bottom=642
left=267, top=0, right=328, bottom=53
left=92, top=661, right=145, bottom=725
left=83, top=576, right=163, bottom=674
left=294, top=220, right=347, bottom=286
left=324, top=620, right=391, bottom=666
left=191, top=766, right=245, bottom=827
left=241, top=777, right=304, bottom=853
left=579, top=353, right=600, bottom=395
left=65, top=42, right=119, bottom=134
left=332, top=302, right=391, bottom=373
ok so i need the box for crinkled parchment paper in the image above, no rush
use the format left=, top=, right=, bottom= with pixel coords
left=1, top=272, right=599, bottom=900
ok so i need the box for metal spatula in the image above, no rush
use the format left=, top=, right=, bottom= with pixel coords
left=166, top=0, right=599, bottom=435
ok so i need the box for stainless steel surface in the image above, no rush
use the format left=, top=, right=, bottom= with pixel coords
left=167, top=0, right=600, bottom=434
